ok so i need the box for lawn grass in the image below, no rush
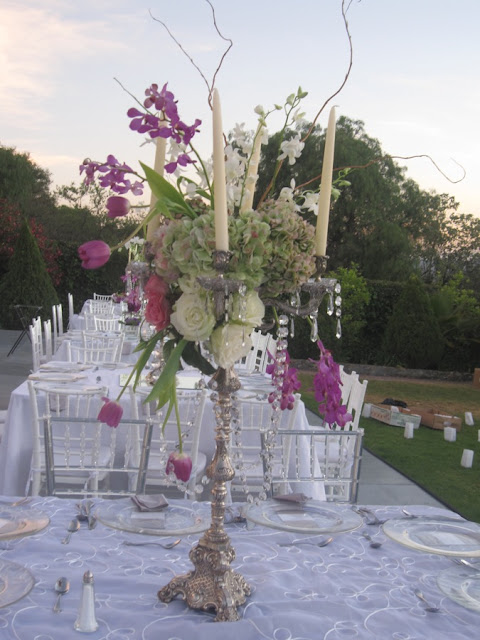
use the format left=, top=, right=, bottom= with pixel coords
left=297, top=372, right=480, bottom=523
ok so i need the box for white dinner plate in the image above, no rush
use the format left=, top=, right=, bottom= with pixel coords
left=95, top=498, right=209, bottom=536
left=0, top=559, right=35, bottom=609
left=245, top=500, right=363, bottom=534
left=0, top=509, right=50, bottom=541
left=437, top=564, right=480, bottom=611
left=382, top=516, right=480, bottom=556
left=28, top=372, right=87, bottom=382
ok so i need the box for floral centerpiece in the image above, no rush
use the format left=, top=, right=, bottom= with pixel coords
left=78, top=81, right=351, bottom=484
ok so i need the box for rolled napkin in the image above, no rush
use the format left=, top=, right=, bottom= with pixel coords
left=273, top=493, right=311, bottom=503
left=131, top=494, right=169, bottom=512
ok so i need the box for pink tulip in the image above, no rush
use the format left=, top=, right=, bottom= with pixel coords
left=97, top=397, right=123, bottom=427
left=78, top=240, right=111, bottom=269
left=166, top=452, right=192, bottom=482
left=106, top=195, right=131, bottom=218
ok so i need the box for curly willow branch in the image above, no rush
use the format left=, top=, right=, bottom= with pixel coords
left=149, top=1, right=233, bottom=111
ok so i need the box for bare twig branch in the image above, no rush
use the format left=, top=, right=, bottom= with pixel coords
left=149, top=1, right=232, bottom=111
left=295, top=153, right=466, bottom=192
left=301, top=0, right=355, bottom=143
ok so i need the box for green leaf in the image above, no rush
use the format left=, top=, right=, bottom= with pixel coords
left=140, top=162, right=196, bottom=219
left=182, top=341, right=216, bottom=376
left=143, top=338, right=188, bottom=409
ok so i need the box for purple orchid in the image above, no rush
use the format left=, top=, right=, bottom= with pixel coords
left=311, top=340, right=352, bottom=428
left=266, top=349, right=301, bottom=411
left=80, top=156, right=144, bottom=196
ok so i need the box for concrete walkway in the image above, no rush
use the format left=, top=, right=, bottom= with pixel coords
left=0, top=329, right=446, bottom=508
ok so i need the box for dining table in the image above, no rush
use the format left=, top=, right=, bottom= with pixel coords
left=0, top=496, right=479, bottom=639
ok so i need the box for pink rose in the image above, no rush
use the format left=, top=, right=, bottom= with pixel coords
left=144, top=274, right=169, bottom=297
left=144, top=296, right=171, bottom=331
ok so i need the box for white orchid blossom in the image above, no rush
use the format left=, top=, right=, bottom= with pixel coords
left=278, top=134, right=305, bottom=165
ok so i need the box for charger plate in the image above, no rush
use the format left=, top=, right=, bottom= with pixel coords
left=0, top=509, right=50, bottom=541
left=0, top=559, right=35, bottom=608
left=383, top=516, right=480, bottom=556
left=437, top=564, right=480, bottom=612
left=95, top=499, right=209, bottom=536
left=245, top=500, right=363, bottom=534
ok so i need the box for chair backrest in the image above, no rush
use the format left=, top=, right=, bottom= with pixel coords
left=93, top=293, right=113, bottom=302
left=339, top=369, right=359, bottom=406
left=87, top=300, right=115, bottom=316
left=43, top=319, right=53, bottom=361
left=241, top=330, right=272, bottom=374
left=229, top=393, right=301, bottom=500
left=129, top=386, right=208, bottom=498
left=271, top=427, right=364, bottom=503
left=27, top=381, right=105, bottom=495
left=343, top=378, right=368, bottom=431
left=29, top=318, right=44, bottom=371
left=51, top=304, right=58, bottom=351
left=56, top=304, right=64, bottom=337
left=94, top=315, right=122, bottom=332
left=68, top=331, right=124, bottom=364
left=68, top=292, right=74, bottom=324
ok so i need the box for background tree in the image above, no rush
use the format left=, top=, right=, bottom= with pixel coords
left=382, top=275, right=444, bottom=369
left=0, top=219, right=59, bottom=328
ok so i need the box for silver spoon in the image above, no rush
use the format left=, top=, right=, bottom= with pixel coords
left=278, top=537, right=333, bottom=548
left=362, top=531, right=383, bottom=548
left=414, top=588, right=440, bottom=613
left=122, top=538, right=181, bottom=549
left=61, top=518, right=80, bottom=544
left=53, top=577, right=70, bottom=613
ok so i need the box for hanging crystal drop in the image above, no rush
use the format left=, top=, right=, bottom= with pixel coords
left=290, top=316, right=295, bottom=338
left=335, top=282, right=342, bottom=294
left=335, top=295, right=342, bottom=307
left=327, top=292, right=334, bottom=316
left=309, top=313, right=318, bottom=342
left=336, top=318, right=342, bottom=339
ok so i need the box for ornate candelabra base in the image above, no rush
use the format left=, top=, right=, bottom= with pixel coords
left=157, top=366, right=251, bottom=621
left=157, top=540, right=250, bottom=621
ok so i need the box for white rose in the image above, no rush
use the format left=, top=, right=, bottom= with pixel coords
left=209, top=323, right=253, bottom=369
left=170, top=292, right=216, bottom=342
left=231, top=290, right=265, bottom=328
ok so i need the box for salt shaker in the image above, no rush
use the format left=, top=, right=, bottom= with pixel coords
left=74, top=570, right=98, bottom=633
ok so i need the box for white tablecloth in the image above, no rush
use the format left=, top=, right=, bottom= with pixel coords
left=0, top=497, right=475, bottom=639
left=0, top=367, right=317, bottom=497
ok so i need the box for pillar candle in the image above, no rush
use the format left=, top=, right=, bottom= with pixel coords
left=404, top=422, right=414, bottom=439
left=212, top=89, right=229, bottom=252
left=465, top=411, right=474, bottom=426
left=315, top=106, right=336, bottom=256
left=444, top=427, right=456, bottom=442
left=240, top=124, right=263, bottom=213
left=461, top=449, right=474, bottom=468
left=146, top=136, right=167, bottom=241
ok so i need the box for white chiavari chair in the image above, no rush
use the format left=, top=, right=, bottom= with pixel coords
left=94, top=316, right=122, bottom=332
left=43, top=319, right=53, bottom=362
left=270, top=427, right=364, bottom=503
left=93, top=293, right=114, bottom=302
left=65, top=331, right=124, bottom=364
left=129, top=386, right=208, bottom=499
left=67, top=292, right=74, bottom=330
left=228, top=393, right=301, bottom=500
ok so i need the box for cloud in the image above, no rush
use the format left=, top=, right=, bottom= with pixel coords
left=0, top=3, right=128, bottom=127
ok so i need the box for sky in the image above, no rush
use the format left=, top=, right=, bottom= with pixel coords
left=1, top=0, right=479, bottom=216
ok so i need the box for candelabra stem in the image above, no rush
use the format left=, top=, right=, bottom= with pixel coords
left=157, top=366, right=250, bottom=621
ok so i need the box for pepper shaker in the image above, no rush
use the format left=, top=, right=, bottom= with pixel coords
left=74, top=570, right=98, bottom=633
